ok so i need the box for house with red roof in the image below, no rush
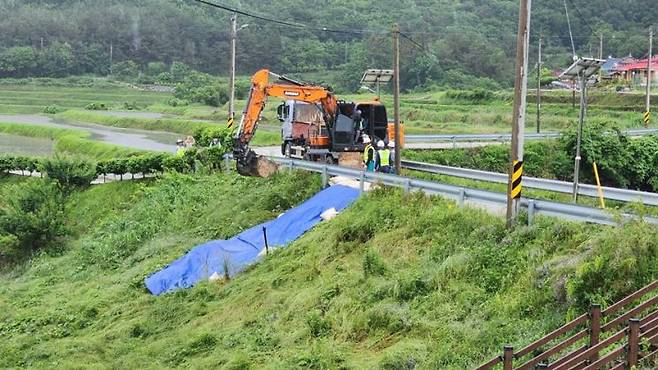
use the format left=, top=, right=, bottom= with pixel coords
left=610, top=56, right=658, bottom=85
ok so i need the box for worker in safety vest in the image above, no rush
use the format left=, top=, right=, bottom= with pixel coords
left=376, top=140, right=392, bottom=173
left=362, top=135, right=375, bottom=172
left=387, top=141, right=396, bottom=174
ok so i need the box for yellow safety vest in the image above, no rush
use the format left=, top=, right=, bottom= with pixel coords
left=363, top=144, right=374, bottom=162
left=379, top=149, right=390, bottom=166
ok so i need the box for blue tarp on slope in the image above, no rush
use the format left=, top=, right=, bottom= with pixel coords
left=145, top=185, right=360, bottom=295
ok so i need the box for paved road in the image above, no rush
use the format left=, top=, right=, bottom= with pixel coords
left=0, top=114, right=179, bottom=153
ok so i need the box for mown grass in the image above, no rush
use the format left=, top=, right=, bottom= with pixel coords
left=2, top=171, right=658, bottom=368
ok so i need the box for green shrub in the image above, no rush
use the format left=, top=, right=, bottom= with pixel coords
left=39, top=156, right=97, bottom=189
left=123, top=101, right=140, bottom=111
left=162, top=155, right=188, bottom=173
left=0, top=179, right=67, bottom=260
left=445, top=88, right=495, bottom=103
left=363, top=248, right=387, bottom=277
left=43, top=105, right=63, bottom=114
left=84, top=102, right=108, bottom=111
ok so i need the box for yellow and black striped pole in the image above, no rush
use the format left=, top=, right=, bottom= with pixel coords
left=227, top=116, right=235, bottom=129
left=510, top=160, right=523, bottom=200
left=644, top=110, right=651, bottom=127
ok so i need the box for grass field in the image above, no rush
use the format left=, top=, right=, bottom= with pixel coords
left=0, top=81, right=170, bottom=114
left=2, top=171, right=657, bottom=368
left=1, top=78, right=656, bottom=153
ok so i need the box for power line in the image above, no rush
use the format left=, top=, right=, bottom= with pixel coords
left=190, top=0, right=387, bottom=35
left=565, top=0, right=596, bottom=34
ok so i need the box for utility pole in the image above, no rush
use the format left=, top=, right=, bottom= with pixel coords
left=536, top=36, right=542, bottom=133
left=228, top=12, right=237, bottom=120
left=599, top=33, right=603, bottom=82
left=645, top=27, right=653, bottom=127
left=393, top=24, right=401, bottom=174
left=572, top=72, right=587, bottom=202
left=506, top=0, right=532, bottom=228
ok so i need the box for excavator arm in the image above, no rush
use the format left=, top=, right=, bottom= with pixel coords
left=233, top=69, right=337, bottom=176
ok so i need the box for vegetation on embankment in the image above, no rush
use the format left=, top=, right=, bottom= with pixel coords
left=405, top=123, right=658, bottom=192
left=0, top=122, right=144, bottom=160
left=2, top=170, right=658, bottom=368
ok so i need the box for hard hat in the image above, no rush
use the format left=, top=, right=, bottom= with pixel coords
left=377, top=140, right=385, bottom=148
left=388, top=141, right=395, bottom=148
left=363, top=135, right=371, bottom=144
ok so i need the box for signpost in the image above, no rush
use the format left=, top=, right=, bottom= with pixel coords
left=559, top=57, right=605, bottom=202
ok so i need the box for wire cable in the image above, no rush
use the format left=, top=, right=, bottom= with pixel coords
left=190, top=0, right=387, bottom=35
left=565, top=0, right=596, bottom=35
left=563, top=0, right=577, bottom=58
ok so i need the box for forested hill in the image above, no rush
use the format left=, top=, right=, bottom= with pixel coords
left=0, top=0, right=656, bottom=89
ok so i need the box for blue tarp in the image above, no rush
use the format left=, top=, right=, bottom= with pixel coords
left=145, top=185, right=360, bottom=295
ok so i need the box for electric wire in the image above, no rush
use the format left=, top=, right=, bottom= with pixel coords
left=189, top=0, right=387, bottom=35
left=563, top=0, right=577, bottom=58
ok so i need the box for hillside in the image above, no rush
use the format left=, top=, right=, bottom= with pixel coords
left=2, top=171, right=657, bottom=368
left=1, top=0, right=656, bottom=90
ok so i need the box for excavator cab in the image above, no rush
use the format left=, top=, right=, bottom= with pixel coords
left=331, top=102, right=388, bottom=151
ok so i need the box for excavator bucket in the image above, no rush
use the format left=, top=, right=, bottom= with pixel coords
left=236, top=150, right=279, bottom=177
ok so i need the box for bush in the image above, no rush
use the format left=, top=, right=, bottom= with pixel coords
left=112, top=60, right=140, bottom=81
left=445, top=88, right=494, bottom=103
left=43, top=105, right=63, bottom=114
left=39, top=156, right=97, bottom=189
left=123, top=101, right=140, bottom=110
left=173, top=71, right=228, bottom=107
left=0, top=179, right=67, bottom=260
left=85, top=102, right=108, bottom=111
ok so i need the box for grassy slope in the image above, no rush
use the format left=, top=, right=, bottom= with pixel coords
left=0, top=122, right=144, bottom=160
left=0, top=83, right=169, bottom=114
left=2, top=172, right=657, bottom=369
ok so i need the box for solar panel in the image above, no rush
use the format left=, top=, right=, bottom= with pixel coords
left=360, top=69, right=394, bottom=84
left=560, top=58, right=606, bottom=79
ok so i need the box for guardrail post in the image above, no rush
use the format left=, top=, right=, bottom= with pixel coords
left=503, top=346, right=513, bottom=370
left=458, top=188, right=465, bottom=206
left=527, top=200, right=535, bottom=225
left=452, top=136, right=457, bottom=148
left=359, top=171, right=365, bottom=194
left=321, top=165, right=328, bottom=188
left=404, top=179, right=411, bottom=194
left=627, top=318, right=640, bottom=367
left=589, top=304, right=601, bottom=362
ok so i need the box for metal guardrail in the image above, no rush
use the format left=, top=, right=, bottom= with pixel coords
left=268, top=157, right=658, bottom=226
left=405, top=128, right=658, bottom=143
left=402, top=160, right=658, bottom=206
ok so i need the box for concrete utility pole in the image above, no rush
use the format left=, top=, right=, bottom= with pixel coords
left=228, top=12, right=237, bottom=120
left=506, top=0, right=532, bottom=228
left=536, top=36, right=542, bottom=133
left=646, top=27, right=653, bottom=126
left=392, top=24, right=401, bottom=174
left=572, top=73, right=587, bottom=202
left=599, top=33, right=603, bottom=82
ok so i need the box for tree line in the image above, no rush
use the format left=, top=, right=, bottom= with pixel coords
left=0, top=0, right=656, bottom=91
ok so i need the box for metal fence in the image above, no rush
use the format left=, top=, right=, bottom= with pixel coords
left=402, top=160, right=658, bottom=206
left=268, top=157, right=658, bottom=226
left=405, top=128, right=658, bottom=143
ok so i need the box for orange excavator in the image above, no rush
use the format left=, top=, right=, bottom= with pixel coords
left=233, top=69, right=397, bottom=176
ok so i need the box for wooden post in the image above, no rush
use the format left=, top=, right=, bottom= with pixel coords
left=503, top=346, right=514, bottom=370
left=589, top=304, right=601, bottom=362
left=627, top=318, right=640, bottom=367
left=228, top=12, right=237, bottom=119
left=646, top=27, right=654, bottom=127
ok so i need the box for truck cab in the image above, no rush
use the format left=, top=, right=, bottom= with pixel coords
left=278, top=100, right=389, bottom=160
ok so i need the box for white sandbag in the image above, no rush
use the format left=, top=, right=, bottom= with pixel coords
left=320, top=207, right=339, bottom=221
